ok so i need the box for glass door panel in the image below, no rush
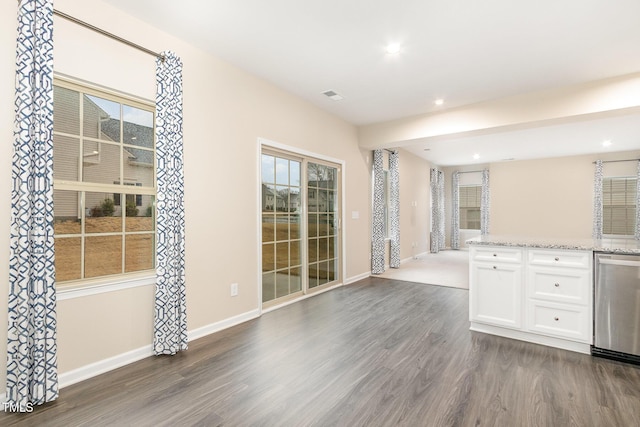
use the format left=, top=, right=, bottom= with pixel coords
left=307, top=161, right=340, bottom=291
left=261, top=149, right=341, bottom=306
left=261, top=153, right=302, bottom=303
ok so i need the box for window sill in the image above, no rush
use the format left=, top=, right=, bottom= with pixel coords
left=57, top=271, right=156, bottom=301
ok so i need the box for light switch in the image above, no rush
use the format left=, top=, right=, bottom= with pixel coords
left=352, top=211, right=360, bottom=219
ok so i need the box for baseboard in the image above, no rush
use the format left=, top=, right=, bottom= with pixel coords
left=16, top=308, right=262, bottom=396
left=262, top=283, right=344, bottom=314
left=58, top=345, right=155, bottom=389
left=345, top=271, right=370, bottom=285
left=188, top=309, right=260, bottom=342
left=469, top=322, right=591, bottom=354
left=400, top=251, right=429, bottom=264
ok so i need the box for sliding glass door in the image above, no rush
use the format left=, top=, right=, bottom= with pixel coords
left=307, top=161, right=339, bottom=289
left=261, top=149, right=341, bottom=306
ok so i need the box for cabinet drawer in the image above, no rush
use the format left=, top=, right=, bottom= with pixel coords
left=528, top=249, right=590, bottom=269
left=528, top=267, right=590, bottom=305
left=527, top=301, right=591, bottom=342
left=472, top=246, right=522, bottom=264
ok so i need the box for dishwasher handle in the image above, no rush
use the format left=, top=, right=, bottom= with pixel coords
left=598, top=257, right=640, bottom=268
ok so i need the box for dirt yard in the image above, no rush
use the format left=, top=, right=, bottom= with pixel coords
left=54, top=217, right=154, bottom=282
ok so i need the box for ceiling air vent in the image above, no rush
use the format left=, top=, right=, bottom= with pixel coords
left=322, top=90, right=344, bottom=101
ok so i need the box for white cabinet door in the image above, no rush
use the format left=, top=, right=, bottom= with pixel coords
left=470, top=262, right=523, bottom=329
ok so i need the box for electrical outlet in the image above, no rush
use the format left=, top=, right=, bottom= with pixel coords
left=230, top=283, right=238, bottom=297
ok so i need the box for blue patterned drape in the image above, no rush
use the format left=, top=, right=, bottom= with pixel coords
left=371, top=150, right=385, bottom=274
left=480, top=169, right=490, bottom=236
left=7, top=0, right=58, bottom=409
left=592, top=160, right=603, bottom=239
left=430, top=168, right=445, bottom=253
left=389, top=151, right=400, bottom=268
left=154, top=52, right=187, bottom=355
left=451, top=171, right=460, bottom=249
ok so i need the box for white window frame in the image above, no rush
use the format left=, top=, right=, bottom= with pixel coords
left=602, top=175, right=637, bottom=237
left=459, top=184, right=482, bottom=231
left=53, top=75, right=157, bottom=299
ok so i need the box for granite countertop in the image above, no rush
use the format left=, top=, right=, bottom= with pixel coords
left=466, top=235, right=640, bottom=255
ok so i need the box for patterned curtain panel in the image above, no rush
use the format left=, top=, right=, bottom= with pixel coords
left=480, top=169, right=490, bottom=235
left=592, top=160, right=603, bottom=239
left=6, top=0, right=58, bottom=409
left=636, top=161, right=640, bottom=240
left=451, top=171, right=460, bottom=249
left=371, top=150, right=386, bottom=274
left=389, top=151, right=400, bottom=268
left=438, top=171, right=446, bottom=247
left=430, top=169, right=445, bottom=253
left=154, top=52, right=188, bottom=355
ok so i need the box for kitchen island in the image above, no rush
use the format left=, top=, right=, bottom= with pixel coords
left=466, top=235, right=640, bottom=354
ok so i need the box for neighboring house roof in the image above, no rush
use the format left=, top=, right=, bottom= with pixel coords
left=101, top=118, right=154, bottom=166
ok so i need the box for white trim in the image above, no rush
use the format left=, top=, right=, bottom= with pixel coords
left=188, top=309, right=260, bottom=342
left=400, top=256, right=413, bottom=265
left=258, top=137, right=345, bottom=166
left=470, top=322, right=591, bottom=354
left=397, top=251, right=429, bottom=265
left=257, top=137, right=347, bottom=310
left=1, top=308, right=263, bottom=399
left=257, top=140, right=264, bottom=314
left=341, top=161, right=348, bottom=290
left=345, top=271, right=370, bottom=285
left=57, top=273, right=155, bottom=300
left=262, top=282, right=344, bottom=314
left=58, top=345, right=154, bottom=389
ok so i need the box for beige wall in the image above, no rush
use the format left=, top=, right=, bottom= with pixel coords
left=0, top=0, right=372, bottom=388
left=397, top=149, right=431, bottom=259
left=490, top=150, right=640, bottom=238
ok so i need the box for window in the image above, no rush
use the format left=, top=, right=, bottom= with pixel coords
left=53, top=78, right=156, bottom=283
left=459, top=185, right=481, bottom=230
left=603, top=177, right=637, bottom=236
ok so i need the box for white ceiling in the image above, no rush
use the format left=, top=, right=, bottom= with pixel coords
left=100, top=0, right=640, bottom=164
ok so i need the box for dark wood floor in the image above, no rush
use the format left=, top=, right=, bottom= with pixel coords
left=3, top=277, right=640, bottom=426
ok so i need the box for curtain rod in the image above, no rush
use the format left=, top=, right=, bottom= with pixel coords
left=456, top=170, right=484, bottom=174
left=592, top=159, right=640, bottom=164
left=53, top=9, right=164, bottom=61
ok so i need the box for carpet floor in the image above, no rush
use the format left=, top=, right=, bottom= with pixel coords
left=376, top=249, right=469, bottom=289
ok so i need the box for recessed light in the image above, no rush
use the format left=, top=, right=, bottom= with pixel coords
left=473, top=153, right=480, bottom=160
left=602, top=140, right=612, bottom=147
left=385, top=43, right=401, bottom=55
left=434, top=99, right=444, bottom=106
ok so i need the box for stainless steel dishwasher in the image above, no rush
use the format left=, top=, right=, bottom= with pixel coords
left=593, top=252, right=640, bottom=364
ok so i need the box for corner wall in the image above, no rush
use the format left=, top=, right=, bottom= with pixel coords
left=0, top=0, right=371, bottom=389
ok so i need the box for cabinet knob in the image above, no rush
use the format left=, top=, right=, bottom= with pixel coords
left=554, top=283, right=560, bottom=288
left=493, top=253, right=497, bottom=257
left=554, top=257, right=560, bottom=261
left=493, top=266, right=497, bottom=269
left=554, top=317, right=559, bottom=321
